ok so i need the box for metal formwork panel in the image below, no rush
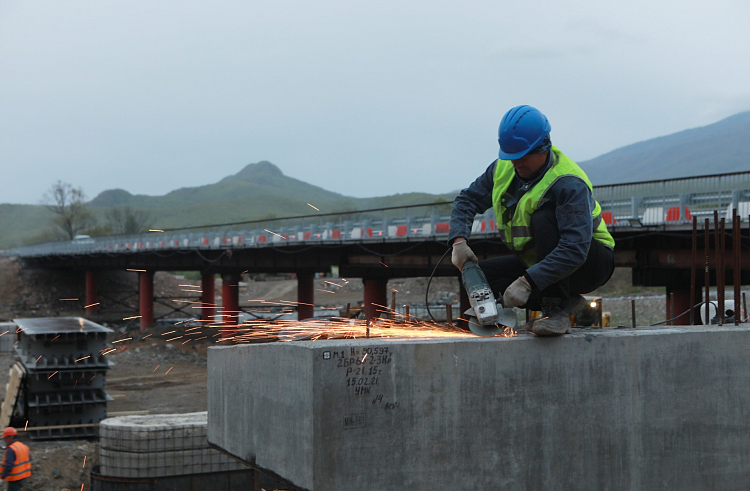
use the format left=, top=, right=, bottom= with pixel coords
left=12, top=317, right=114, bottom=440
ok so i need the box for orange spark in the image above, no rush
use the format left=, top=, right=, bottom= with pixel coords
left=59, top=298, right=78, bottom=301
left=152, top=365, right=160, bottom=373
left=75, top=356, right=90, bottom=362
left=83, top=456, right=86, bottom=468
left=165, top=367, right=173, bottom=374
left=24, top=421, right=27, bottom=431
left=379, top=261, right=389, bottom=267
left=126, top=269, right=147, bottom=272
left=141, top=334, right=152, bottom=339
left=307, top=203, right=320, bottom=211
left=316, top=289, right=336, bottom=294
left=149, top=229, right=164, bottom=232
left=111, top=338, right=132, bottom=344
left=48, top=371, right=58, bottom=379
left=84, top=302, right=100, bottom=309
left=123, top=315, right=141, bottom=320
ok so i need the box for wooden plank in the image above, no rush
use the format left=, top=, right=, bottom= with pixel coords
left=0, top=363, right=25, bottom=429
left=18, top=422, right=99, bottom=432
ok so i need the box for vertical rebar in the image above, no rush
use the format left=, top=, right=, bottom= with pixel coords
left=719, top=218, right=726, bottom=324
left=690, top=216, right=697, bottom=325
left=405, top=305, right=410, bottom=323
left=714, top=211, right=722, bottom=325
left=705, top=218, right=710, bottom=325
left=734, top=210, right=741, bottom=326
left=744, top=293, right=748, bottom=323
left=631, top=299, right=636, bottom=329
left=345, top=302, right=350, bottom=318
left=391, top=291, right=397, bottom=321
left=446, top=304, right=453, bottom=326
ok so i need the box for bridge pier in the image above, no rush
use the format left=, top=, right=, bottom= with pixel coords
left=139, top=271, right=154, bottom=330
left=666, top=286, right=701, bottom=325
left=363, top=278, right=388, bottom=321
left=297, top=272, right=314, bottom=320
left=85, top=270, right=98, bottom=314
left=221, top=272, right=241, bottom=340
left=201, top=271, right=216, bottom=323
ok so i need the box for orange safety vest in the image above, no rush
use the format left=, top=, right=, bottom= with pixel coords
left=2, top=440, right=31, bottom=481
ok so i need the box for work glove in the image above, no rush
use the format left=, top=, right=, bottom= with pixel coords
left=451, top=240, right=478, bottom=270
left=503, top=276, right=532, bottom=308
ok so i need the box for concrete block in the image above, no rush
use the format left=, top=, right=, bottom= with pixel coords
left=207, top=326, right=750, bottom=491
left=99, top=412, right=248, bottom=478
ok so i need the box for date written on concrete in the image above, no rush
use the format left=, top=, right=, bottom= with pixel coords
left=323, top=347, right=393, bottom=395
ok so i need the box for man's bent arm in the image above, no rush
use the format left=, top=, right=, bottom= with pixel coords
left=448, top=160, right=496, bottom=245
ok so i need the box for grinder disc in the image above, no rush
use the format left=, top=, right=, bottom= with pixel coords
left=464, top=307, right=518, bottom=336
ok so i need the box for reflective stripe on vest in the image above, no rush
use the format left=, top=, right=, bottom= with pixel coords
left=491, top=145, right=615, bottom=266
left=2, top=441, right=31, bottom=481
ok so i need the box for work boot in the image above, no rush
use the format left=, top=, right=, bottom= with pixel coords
left=531, top=298, right=571, bottom=336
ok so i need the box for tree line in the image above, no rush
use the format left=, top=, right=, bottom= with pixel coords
left=43, top=181, right=153, bottom=240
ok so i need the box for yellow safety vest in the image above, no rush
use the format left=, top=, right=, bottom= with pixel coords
left=2, top=441, right=31, bottom=481
left=491, top=145, right=615, bottom=266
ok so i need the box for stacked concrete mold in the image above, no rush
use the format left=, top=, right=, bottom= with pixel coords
left=13, top=317, right=113, bottom=439
left=99, top=413, right=248, bottom=478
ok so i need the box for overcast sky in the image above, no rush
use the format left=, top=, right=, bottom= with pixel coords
left=1, top=0, right=748, bottom=205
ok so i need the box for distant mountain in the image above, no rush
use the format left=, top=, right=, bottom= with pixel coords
left=89, top=161, right=349, bottom=209
left=581, top=111, right=750, bottom=185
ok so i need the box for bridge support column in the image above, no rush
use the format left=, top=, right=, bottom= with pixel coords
left=139, top=271, right=154, bottom=330
left=85, top=270, right=98, bottom=314
left=297, top=273, right=315, bottom=321
left=363, top=278, right=388, bottom=322
left=201, top=272, right=216, bottom=323
left=666, top=286, right=701, bottom=325
left=221, top=272, right=241, bottom=340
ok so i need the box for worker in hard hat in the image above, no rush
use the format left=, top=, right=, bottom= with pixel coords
left=449, top=105, right=615, bottom=335
left=1, top=427, right=30, bottom=490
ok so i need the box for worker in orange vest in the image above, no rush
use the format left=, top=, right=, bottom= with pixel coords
left=1, top=427, right=30, bottom=490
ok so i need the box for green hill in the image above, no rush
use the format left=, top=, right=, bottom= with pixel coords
left=0, top=161, right=456, bottom=248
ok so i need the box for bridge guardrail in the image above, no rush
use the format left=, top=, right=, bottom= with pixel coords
left=7, top=171, right=750, bottom=258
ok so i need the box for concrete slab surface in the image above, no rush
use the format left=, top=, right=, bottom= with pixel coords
left=208, top=326, right=750, bottom=491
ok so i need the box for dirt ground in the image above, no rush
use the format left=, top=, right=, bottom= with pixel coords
left=0, top=256, right=672, bottom=490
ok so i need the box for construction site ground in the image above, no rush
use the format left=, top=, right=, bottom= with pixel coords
left=0, top=256, right=668, bottom=490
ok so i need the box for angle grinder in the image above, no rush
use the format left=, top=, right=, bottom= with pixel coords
left=461, top=261, right=518, bottom=336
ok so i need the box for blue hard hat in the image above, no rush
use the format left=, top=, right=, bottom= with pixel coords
left=497, top=105, right=551, bottom=160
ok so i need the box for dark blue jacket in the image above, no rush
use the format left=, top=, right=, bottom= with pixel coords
left=448, top=152, right=595, bottom=291
left=2, top=445, right=15, bottom=479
